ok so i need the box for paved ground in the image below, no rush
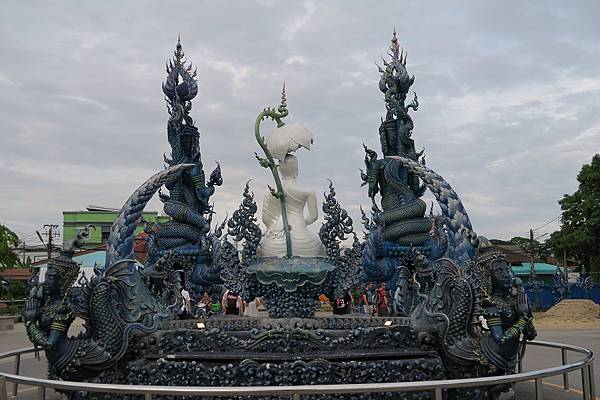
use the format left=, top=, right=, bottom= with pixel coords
left=0, top=322, right=597, bottom=399
left=513, top=327, right=598, bottom=399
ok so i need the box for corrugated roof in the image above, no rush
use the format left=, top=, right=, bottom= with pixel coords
left=511, top=263, right=559, bottom=275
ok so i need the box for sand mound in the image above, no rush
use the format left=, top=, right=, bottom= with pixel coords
left=539, top=299, right=600, bottom=320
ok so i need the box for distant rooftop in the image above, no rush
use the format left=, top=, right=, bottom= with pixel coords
left=86, top=205, right=119, bottom=212
left=512, top=263, right=559, bottom=275
left=492, top=243, right=530, bottom=263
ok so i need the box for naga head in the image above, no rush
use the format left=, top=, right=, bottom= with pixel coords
left=377, top=30, right=415, bottom=111
left=162, top=36, right=198, bottom=104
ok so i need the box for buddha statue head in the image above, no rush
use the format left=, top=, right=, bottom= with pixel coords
left=279, top=154, right=299, bottom=179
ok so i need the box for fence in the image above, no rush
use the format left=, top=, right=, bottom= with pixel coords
left=524, top=272, right=600, bottom=311
left=0, top=300, right=25, bottom=317
left=0, top=340, right=595, bottom=400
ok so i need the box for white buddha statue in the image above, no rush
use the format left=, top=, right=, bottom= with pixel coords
left=257, top=124, right=325, bottom=258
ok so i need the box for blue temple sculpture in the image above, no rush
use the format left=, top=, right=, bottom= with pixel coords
left=23, top=34, right=539, bottom=400
left=362, top=31, right=479, bottom=316
left=143, top=37, right=224, bottom=296
left=222, top=85, right=362, bottom=318
left=25, top=165, right=192, bottom=381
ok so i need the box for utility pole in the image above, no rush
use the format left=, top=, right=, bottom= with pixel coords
left=563, top=248, right=568, bottom=280
left=38, top=225, right=59, bottom=260
left=529, top=228, right=535, bottom=282
left=21, top=240, right=26, bottom=265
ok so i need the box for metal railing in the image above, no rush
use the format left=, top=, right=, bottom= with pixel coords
left=0, top=340, right=595, bottom=400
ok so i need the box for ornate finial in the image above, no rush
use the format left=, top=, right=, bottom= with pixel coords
left=378, top=28, right=415, bottom=106
left=163, top=36, right=198, bottom=103
left=174, top=35, right=185, bottom=66
left=278, top=81, right=288, bottom=115
left=390, top=28, right=400, bottom=60
left=281, top=81, right=287, bottom=107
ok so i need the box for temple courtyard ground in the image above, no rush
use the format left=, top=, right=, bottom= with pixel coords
left=0, top=321, right=597, bottom=399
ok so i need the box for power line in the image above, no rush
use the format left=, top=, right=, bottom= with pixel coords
left=534, top=232, right=549, bottom=241
left=37, top=225, right=60, bottom=260
left=532, top=215, right=561, bottom=232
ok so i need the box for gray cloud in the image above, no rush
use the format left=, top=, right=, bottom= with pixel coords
left=1, top=1, right=599, bottom=245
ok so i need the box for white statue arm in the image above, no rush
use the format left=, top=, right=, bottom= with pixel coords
left=304, top=190, right=319, bottom=226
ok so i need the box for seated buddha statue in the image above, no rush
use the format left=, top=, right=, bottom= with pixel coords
left=257, top=153, right=325, bottom=258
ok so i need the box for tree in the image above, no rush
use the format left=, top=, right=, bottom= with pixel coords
left=0, top=224, right=20, bottom=271
left=489, top=237, right=550, bottom=262
left=548, top=154, right=600, bottom=277
left=508, top=237, right=550, bottom=262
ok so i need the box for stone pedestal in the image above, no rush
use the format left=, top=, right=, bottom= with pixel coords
left=89, top=316, right=445, bottom=400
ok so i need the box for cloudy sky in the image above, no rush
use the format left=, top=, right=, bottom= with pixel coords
left=1, top=1, right=599, bottom=246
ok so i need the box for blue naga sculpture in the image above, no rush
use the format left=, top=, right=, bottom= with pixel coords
left=144, top=37, right=224, bottom=294
left=357, top=34, right=539, bottom=382
left=25, top=165, right=192, bottom=381
left=23, top=34, right=539, bottom=400
left=24, top=39, right=230, bottom=383
left=362, top=31, right=478, bottom=311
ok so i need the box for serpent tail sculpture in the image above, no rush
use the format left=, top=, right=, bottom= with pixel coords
left=27, top=166, right=188, bottom=381
left=81, top=165, right=189, bottom=370
left=105, top=163, right=194, bottom=267
left=411, top=258, right=482, bottom=366
left=388, top=156, right=479, bottom=264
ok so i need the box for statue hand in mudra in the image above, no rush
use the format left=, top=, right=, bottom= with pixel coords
left=515, top=281, right=537, bottom=341
left=24, top=285, right=42, bottom=324
left=24, top=285, right=50, bottom=349
left=515, top=285, right=531, bottom=319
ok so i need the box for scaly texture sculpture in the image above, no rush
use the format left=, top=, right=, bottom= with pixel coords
left=362, top=31, right=447, bottom=306
left=144, top=38, right=224, bottom=293
left=23, top=34, right=539, bottom=400
left=25, top=165, right=190, bottom=381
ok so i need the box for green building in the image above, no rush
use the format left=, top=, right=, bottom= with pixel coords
left=63, top=206, right=169, bottom=248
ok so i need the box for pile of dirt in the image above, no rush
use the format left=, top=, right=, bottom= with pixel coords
left=535, top=299, right=600, bottom=323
